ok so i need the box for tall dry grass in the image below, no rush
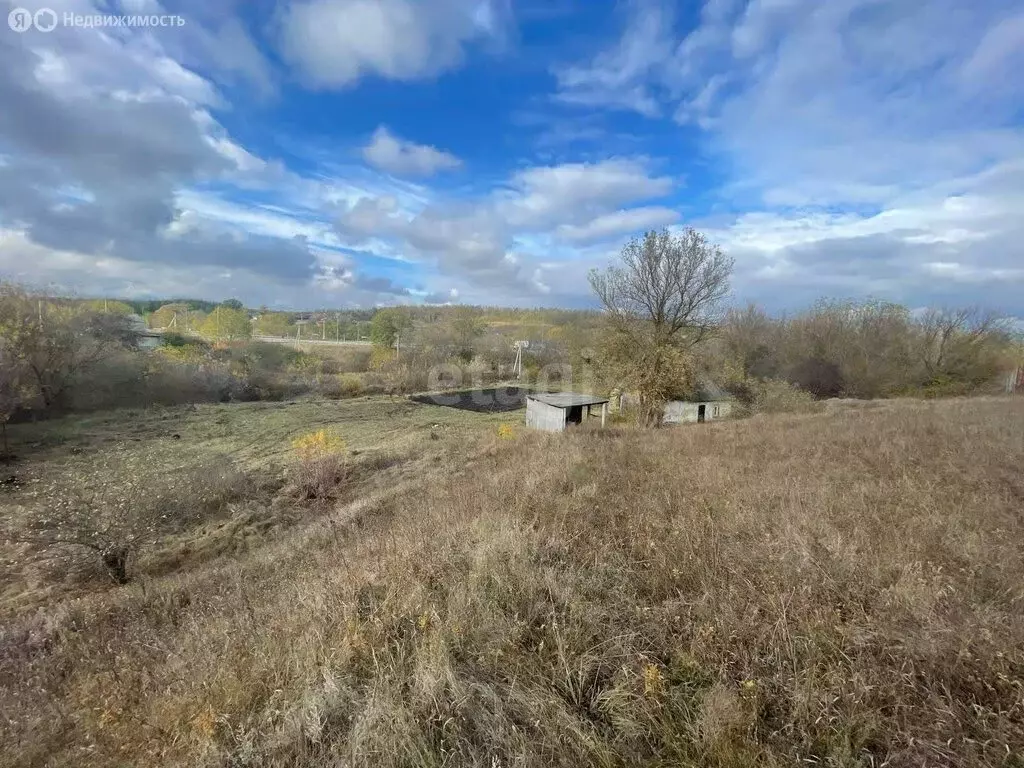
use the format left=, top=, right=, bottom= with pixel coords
left=2, top=398, right=1023, bottom=766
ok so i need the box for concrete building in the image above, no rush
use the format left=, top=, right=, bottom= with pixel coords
left=525, top=392, right=610, bottom=432
left=621, top=378, right=734, bottom=425
left=664, top=379, right=734, bottom=424
left=662, top=399, right=732, bottom=423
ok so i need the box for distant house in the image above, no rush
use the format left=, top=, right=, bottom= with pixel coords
left=621, top=377, right=734, bottom=425
left=526, top=392, right=610, bottom=432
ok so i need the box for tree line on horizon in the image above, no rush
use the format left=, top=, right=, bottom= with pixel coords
left=586, top=229, right=1020, bottom=423
left=2, top=231, right=1020, bottom=436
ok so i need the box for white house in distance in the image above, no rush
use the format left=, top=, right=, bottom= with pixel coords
left=525, top=392, right=610, bottom=432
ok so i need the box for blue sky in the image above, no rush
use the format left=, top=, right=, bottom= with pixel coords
left=1, top=0, right=1022, bottom=314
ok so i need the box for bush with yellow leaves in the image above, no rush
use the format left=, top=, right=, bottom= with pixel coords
left=290, top=428, right=347, bottom=501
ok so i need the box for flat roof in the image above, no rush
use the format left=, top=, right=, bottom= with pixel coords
left=527, top=392, right=610, bottom=408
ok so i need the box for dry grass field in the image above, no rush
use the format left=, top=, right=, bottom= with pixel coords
left=2, top=396, right=1023, bottom=766
left=0, top=397, right=510, bottom=614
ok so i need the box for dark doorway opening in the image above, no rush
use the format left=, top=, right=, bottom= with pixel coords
left=697, top=404, right=706, bottom=423
left=567, top=405, right=584, bottom=425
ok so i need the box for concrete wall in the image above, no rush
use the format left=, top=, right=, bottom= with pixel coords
left=526, top=398, right=567, bottom=432
left=663, top=400, right=732, bottom=424
left=617, top=393, right=733, bottom=424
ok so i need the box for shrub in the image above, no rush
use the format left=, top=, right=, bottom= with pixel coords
left=320, top=374, right=364, bottom=400
left=788, top=356, right=844, bottom=398
left=376, top=360, right=431, bottom=395
left=290, top=429, right=347, bottom=501
left=156, top=342, right=210, bottom=366
left=287, top=353, right=324, bottom=380
left=144, top=354, right=240, bottom=405
left=369, top=347, right=396, bottom=370
left=161, top=332, right=209, bottom=350
left=239, top=369, right=307, bottom=401
left=314, top=346, right=372, bottom=374
left=751, top=378, right=822, bottom=414
left=917, top=374, right=974, bottom=399
left=236, top=341, right=300, bottom=371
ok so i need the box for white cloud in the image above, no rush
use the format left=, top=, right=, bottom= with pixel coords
left=554, top=206, right=679, bottom=243
left=0, top=2, right=331, bottom=288
left=0, top=228, right=411, bottom=307
left=729, top=0, right=802, bottom=59
left=704, top=1, right=1024, bottom=208
left=362, top=126, right=462, bottom=177
left=958, top=12, right=1024, bottom=98
left=501, top=158, right=674, bottom=229
left=552, top=1, right=672, bottom=116
left=698, top=159, right=1024, bottom=313
left=550, top=0, right=1024, bottom=314
left=279, top=0, right=506, bottom=88
left=556, top=1, right=1024, bottom=205
left=173, top=190, right=336, bottom=244
left=335, top=156, right=676, bottom=302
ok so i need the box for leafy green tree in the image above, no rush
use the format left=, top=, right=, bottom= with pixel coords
left=221, top=298, right=245, bottom=311
left=149, top=303, right=192, bottom=330
left=254, top=311, right=294, bottom=337
left=185, top=310, right=207, bottom=333
left=449, top=306, right=485, bottom=361
left=199, top=306, right=253, bottom=341
left=0, top=284, right=137, bottom=410
left=370, top=308, right=412, bottom=349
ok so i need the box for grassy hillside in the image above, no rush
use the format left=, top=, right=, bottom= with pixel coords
left=2, top=397, right=1023, bottom=766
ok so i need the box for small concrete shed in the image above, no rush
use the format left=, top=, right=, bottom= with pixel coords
left=662, top=379, right=733, bottom=424
left=662, top=399, right=732, bottom=423
left=526, top=392, right=610, bottom=433
left=620, top=377, right=734, bottom=425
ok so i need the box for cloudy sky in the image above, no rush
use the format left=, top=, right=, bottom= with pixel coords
left=1, top=0, right=1022, bottom=312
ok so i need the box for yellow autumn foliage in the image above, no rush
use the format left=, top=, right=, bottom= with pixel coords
left=291, top=428, right=346, bottom=460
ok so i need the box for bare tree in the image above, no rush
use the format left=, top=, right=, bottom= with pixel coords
left=721, top=303, right=780, bottom=381
left=589, top=228, right=733, bottom=425
left=918, top=307, right=1007, bottom=382
left=590, top=229, right=733, bottom=345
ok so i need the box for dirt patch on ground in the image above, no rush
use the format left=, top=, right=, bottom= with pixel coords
left=410, top=387, right=530, bottom=413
